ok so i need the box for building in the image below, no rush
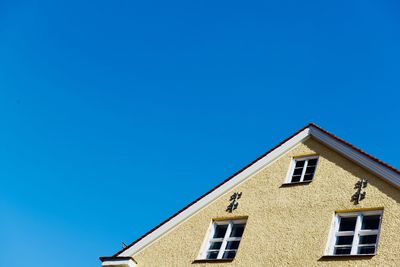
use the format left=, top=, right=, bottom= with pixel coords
left=100, top=123, right=400, bottom=266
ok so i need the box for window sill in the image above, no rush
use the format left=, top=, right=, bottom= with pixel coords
left=192, top=259, right=234, bottom=264
left=319, top=254, right=375, bottom=261
left=280, top=181, right=312, bottom=187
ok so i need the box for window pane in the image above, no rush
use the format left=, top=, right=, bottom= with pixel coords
left=213, top=224, right=228, bottom=238
left=307, top=158, right=318, bottom=166
left=209, top=242, right=222, bottom=250
left=230, top=224, right=245, bottom=238
left=362, top=215, right=381, bottom=230
left=225, top=241, right=241, bottom=250
left=359, top=235, right=377, bottom=245
left=339, top=217, right=357, bottom=231
left=336, top=235, right=354, bottom=245
left=222, top=250, right=237, bottom=259
left=206, top=251, right=219, bottom=259
left=334, top=247, right=351, bottom=255
left=295, top=160, right=305, bottom=168
left=358, top=245, right=375, bottom=255
left=293, top=168, right=303, bottom=175
left=305, top=166, right=316, bottom=174
left=303, top=174, right=314, bottom=181
left=291, top=175, right=301, bottom=183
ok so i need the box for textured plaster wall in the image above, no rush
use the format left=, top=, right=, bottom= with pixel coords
left=131, top=138, right=400, bottom=266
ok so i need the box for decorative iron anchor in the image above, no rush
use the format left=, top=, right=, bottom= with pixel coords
left=351, top=178, right=368, bottom=204
left=226, top=192, right=242, bottom=212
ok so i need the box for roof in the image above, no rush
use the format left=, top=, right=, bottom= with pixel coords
left=101, top=123, right=399, bottom=263
left=311, top=123, right=399, bottom=174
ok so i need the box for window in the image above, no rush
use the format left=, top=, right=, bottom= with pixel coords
left=201, top=219, right=246, bottom=260
left=288, top=156, right=318, bottom=183
left=327, top=211, right=383, bottom=256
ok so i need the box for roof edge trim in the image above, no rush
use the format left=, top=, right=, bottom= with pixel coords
left=118, top=127, right=311, bottom=257
left=100, top=257, right=137, bottom=267
left=102, top=123, right=399, bottom=261
left=309, top=125, right=400, bottom=186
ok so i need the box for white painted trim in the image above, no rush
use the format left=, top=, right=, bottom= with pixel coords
left=325, top=212, right=339, bottom=255
left=286, top=155, right=319, bottom=183
left=115, top=125, right=399, bottom=259
left=102, top=259, right=136, bottom=267
left=309, top=126, right=400, bottom=187
left=119, top=127, right=311, bottom=257
left=198, top=220, right=214, bottom=259
left=199, top=219, right=247, bottom=260
left=325, top=210, right=383, bottom=256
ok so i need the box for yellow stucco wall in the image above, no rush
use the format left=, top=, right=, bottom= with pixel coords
left=131, top=138, right=400, bottom=266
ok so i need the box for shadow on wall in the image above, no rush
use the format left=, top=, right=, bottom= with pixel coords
left=318, top=255, right=374, bottom=262
left=303, top=138, right=400, bottom=206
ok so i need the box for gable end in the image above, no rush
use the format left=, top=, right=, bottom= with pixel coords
left=101, top=123, right=399, bottom=264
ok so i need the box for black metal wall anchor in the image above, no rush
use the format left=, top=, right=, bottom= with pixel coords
left=351, top=178, right=368, bottom=204
left=226, top=192, right=242, bottom=212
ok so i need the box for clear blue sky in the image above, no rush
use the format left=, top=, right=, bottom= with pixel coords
left=0, top=1, right=399, bottom=266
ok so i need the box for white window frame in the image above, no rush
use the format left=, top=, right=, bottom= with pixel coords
left=326, top=210, right=383, bottom=256
left=199, top=219, right=246, bottom=260
left=286, top=155, right=319, bottom=183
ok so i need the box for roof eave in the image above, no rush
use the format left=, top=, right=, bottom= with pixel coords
left=309, top=124, right=400, bottom=186
left=100, top=256, right=137, bottom=267
left=107, top=123, right=399, bottom=259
